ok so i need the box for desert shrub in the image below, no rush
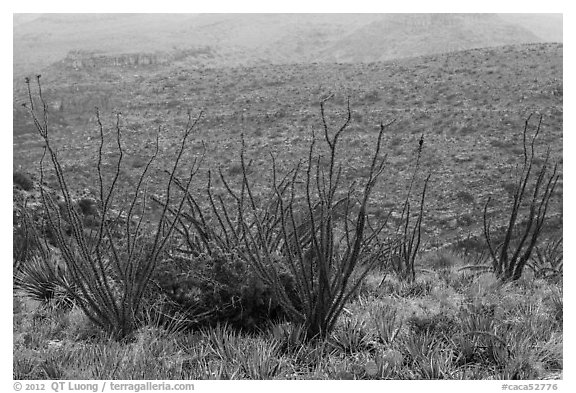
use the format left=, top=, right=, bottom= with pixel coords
left=352, top=112, right=364, bottom=123
left=483, top=114, right=560, bottom=282
left=457, top=213, right=474, bottom=227
left=362, top=89, right=380, bottom=103
left=455, top=190, right=475, bottom=204
left=501, top=181, right=518, bottom=198
left=427, top=251, right=458, bottom=271
left=386, top=135, right=430, bottom=283
left=14, top=171, right=34, bottom=191
left=227, top=163, right=244, bottom=176
left=130, top=155, right=149, bottom=169
left=389, top=135, right=403, bottom=148
left=149, top=247, right=298, bottom=331
left=489, top=139, right=514, bottom=149
left=22, top=76, right=200, bottom=340
left=76, top=198, right=95, bottom=215
left=167, top=97, right=401, bottom=339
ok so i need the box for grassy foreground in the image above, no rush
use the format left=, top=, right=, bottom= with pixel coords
left=13, top=253, right=562, bottom=380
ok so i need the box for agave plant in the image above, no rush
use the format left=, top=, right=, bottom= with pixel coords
left=14, top=253, right=76, bottom=308
left=527, top=237, right=562, bottom=281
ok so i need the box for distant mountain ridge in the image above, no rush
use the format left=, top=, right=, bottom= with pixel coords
left=13, top=13, right=562, bottom=76
left=316, top=14, right=544, bottom=62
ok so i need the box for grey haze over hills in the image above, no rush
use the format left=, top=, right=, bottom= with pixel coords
left=13, top=13, right=562, bottom=76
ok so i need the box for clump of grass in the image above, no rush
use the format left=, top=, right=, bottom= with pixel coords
left=237, top=338, right=284, bottom=379
left=401, top=331, right=453, bottom=379
left=448, top=271, right=477, bottom=293
left=329, top=319, right=373, bottom=355
left=398, top=279, right=434, bottom=298
left=270, top=322, right=308, bottom=354
left=406, top=312, right=457, bottom=337
left=427, top=251, right=459, bottom=271
left=546, top=287, right=563, bottom=326
left=370, top=303, right=402, bottom=345
left=527, top=237, right=562, bottom=282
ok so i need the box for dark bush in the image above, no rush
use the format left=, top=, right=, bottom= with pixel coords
left=77, top=198, right=98, bottom=216
left=150, top=247, right=299, bottom=331
left=14, top=171, right=34, bottom=191
left=455, top=190, right=475, bottom=204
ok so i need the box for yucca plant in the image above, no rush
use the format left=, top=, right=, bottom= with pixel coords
left=14, top=253, right=75, bottom=307
left=22, top=75, right=202, bottom=340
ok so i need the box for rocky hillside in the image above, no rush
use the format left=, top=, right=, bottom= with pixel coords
left=13, top=43, right=563, bottom=251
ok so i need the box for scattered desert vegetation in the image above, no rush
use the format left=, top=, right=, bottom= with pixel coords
left=13, top=43, right=562, bottom=380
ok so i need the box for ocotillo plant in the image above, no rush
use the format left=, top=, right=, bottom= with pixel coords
left=164, top=96, right=399, bottom=339
left=22, top=75, right=203, bottom=340
left=388, top=133, right=430, bottom=283
left=483, top=114, right=560, bottom=282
